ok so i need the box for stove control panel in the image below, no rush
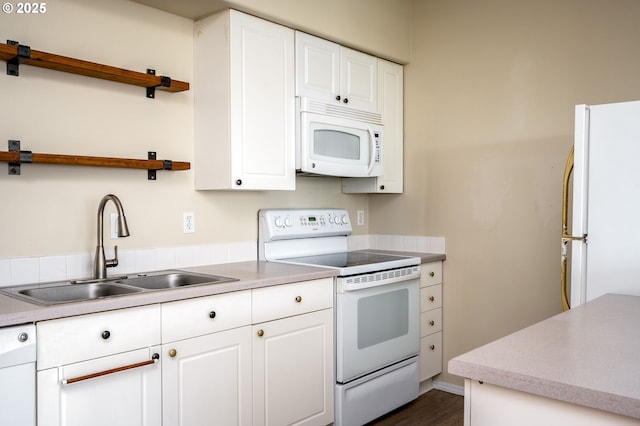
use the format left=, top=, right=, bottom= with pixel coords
left=259, top=208, right=352, bottom=241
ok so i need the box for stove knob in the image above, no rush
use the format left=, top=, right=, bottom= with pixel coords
left=340, top=214, right=349, bottom=224
left=274, top=217, right=284, bottom=228
left=284, top=216, right=292, bottom=227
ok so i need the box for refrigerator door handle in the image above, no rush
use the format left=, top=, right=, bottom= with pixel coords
left=561, top=146, right=587, bottom=311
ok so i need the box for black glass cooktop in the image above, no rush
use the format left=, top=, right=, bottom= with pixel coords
left=280, top=251, right=416, bottom=269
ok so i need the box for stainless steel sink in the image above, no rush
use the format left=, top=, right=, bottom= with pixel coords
left=0, top=271, right=237, bottom=306
left=116, top=272, right=236, bottom=290
left=8, top=282, right=142, bottom=305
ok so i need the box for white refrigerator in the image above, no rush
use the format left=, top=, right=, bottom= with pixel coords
left=562, top=100, right=640, bottom=309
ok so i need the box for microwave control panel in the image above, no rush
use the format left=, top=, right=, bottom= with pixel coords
left=259, top=208, right=352, bottom=241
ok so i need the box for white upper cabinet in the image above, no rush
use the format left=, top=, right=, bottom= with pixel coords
left=342, top=58, right=404, bottom=193
left=194, top=10, right=296, bottom=190
left=296, top=32, right=377, bottom=113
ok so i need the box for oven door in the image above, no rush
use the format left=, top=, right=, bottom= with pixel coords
left=336, top=276, right=419, bottom=383
left=298, top=111, right=383, bottom=177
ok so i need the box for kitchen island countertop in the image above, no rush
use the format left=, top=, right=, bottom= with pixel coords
left=448, top=293, right=640, bottom=420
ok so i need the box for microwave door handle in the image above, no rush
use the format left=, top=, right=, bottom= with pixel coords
left=367, top=127, right=376, bottom=175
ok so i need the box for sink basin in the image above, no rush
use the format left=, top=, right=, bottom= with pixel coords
left=116, top=272, right=236, bottom=290
left=0, top=271, right=238, bottom=306
left=14, top=283, right=142, bottom=305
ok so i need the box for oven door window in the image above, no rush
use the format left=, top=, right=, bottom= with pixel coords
left=357, top=288, right=409, bottom=349
left=336, top=278, right=419, bottom=384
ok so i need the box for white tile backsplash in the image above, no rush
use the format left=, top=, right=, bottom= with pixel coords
left=39, top=256, right=67, bottom=283
left=0, top=235, right=445, bottom=286
left=156, top=247, right=176, bottom=269
left=10, top=257, right=39, bottom=285
left=0, top=259, right=11, bottom=287
left=66, top=253, right=92, bottom=280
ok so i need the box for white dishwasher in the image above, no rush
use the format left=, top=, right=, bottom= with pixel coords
left=0, top=323, right=36, bottom=426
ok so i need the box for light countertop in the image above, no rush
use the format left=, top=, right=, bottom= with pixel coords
left=0, top=251, right=445, bottom=328
left=448, top=293, right=640, bottom=419
left=0, top=261, right=336, bottom=327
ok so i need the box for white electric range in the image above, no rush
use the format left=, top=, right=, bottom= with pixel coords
left=258, top=208, right=421, bottom=425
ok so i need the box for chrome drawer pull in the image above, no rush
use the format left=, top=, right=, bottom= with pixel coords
left=61, top=353, right=159, bottom=385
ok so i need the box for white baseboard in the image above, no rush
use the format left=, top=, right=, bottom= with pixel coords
left=419, top=378, right=434, bottom=395
left=433, top=379, right=464, bottom=396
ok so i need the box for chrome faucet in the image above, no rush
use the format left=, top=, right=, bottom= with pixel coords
left=94, top=194, right=130, bottom=280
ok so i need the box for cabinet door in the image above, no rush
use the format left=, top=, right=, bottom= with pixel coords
left=376, top=59, right=403, bottom=192
left=295, top=31, right=340, bottom=102
left=162, top=326, right=252, bottom=426
left=229, top=11, right=295, bottom=190
left=37, top=347, right=161, bottom=426
left=419, top=332, right=442, bottom=381
left=341, top=59, right=403, bottom=193
left=195, top=10, right=295, bottom=191
left=253, top=309, right=333, bottom=426
left=340, top=47, right=378, bottom=112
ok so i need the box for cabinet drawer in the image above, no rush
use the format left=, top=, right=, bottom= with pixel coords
left=420, top=261, right=442, bottom=287
left=420, top=284, right=442, bottom=311
left=420, top=308, right=442, bottom=337
left=37, top=305, right=161, bottom=370
left=162, top=290, right=251, bottom=343
left=419, top=332, right=442, bottom=381
left=252, top=278, right=333, bottom=324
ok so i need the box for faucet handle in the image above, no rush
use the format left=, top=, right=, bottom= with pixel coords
left=106, top=245, right=120, bottom=269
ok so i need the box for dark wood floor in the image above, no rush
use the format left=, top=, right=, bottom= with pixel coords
left=367, top=389, right=464, bottom=426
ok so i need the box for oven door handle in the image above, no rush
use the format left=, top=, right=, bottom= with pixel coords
left=339, top=267, right=420, bottom=292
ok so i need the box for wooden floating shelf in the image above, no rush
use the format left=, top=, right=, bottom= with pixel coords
left=1, top=142, right=190, bottom=180
left=0, top=41, right=189, bottom=96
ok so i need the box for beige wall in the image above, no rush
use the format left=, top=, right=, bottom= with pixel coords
left=130, top=0, right=412, bottom=63
left=0, top=0, right=372, bottom=259
left=5, top=0, right=640, bottom=391
left=371, top=0, right=640, bottom=386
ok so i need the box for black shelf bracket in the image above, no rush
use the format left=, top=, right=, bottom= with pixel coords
left=8, top=140, right=32, bottom=175
left=146, top=69, right=171, bottom=99
left=6, top=40, right=31, bottom=77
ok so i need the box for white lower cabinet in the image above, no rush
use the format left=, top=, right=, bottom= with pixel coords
left=465, top=379, right=640, bottom=426
left=252, top=309, right=333, bottom=426
left=161, top=290, right=252, bottom=426
left=252, top=278, right=334, bottom=426
left=419, top=261, right=443, bottom=381
left=162, top=326, right=252, bottom=426
left=35, top=279, right=334, bottom=426
left=36, top=305, right=162, bottom=426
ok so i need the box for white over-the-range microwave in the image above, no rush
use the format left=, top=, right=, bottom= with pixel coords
left=296, top=97, right=384, bottom=177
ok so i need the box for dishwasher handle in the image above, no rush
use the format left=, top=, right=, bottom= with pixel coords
left=61, top=353, right=159, bottom=385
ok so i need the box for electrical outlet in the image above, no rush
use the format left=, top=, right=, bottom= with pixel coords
left=110, top=213, right=118, bottom=239
left=183, top=212, right=195, bottom=234
left=357, top=210, right=365, bottom=226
